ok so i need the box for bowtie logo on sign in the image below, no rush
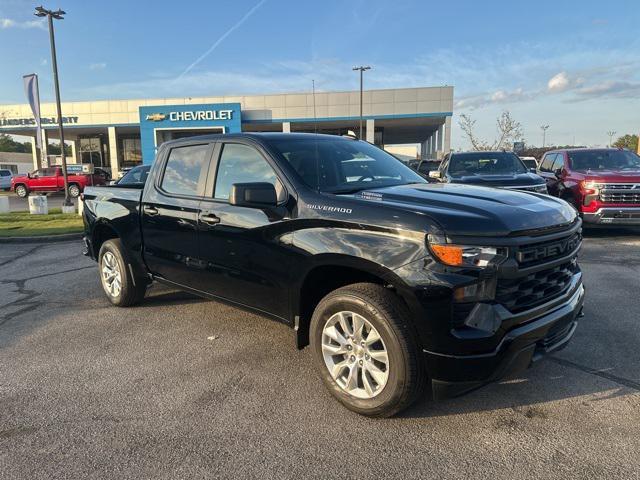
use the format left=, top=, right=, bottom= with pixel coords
left=145, top=113, right=167, bottom=122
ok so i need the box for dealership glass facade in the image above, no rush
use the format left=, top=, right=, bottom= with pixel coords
left=0, top=86, right=453, bottom=175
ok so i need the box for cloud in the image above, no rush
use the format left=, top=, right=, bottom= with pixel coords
left=574, top=80, right=640, bottom=100
left=455, top=87, right=534, bottom=109
left=0, top=18, right=46, bottom=30
left=89, top=63, right=107, bottom=71
left=548, top=72, right=571, bottom=92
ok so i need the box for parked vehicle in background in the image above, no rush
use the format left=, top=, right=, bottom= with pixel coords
left=82, top=133, right=584, bottom=417
left=519, top=156, right=539, bottom=171
left=408, top=159, right=441, bottom=179
left=116, top=164, right=150, bottom=186
left=539, top=148, right=640, bottom=225
left=429, top=151, right=548, bottom=193
left=0, top=169, right=13, bottom=191
left=10, top=166, right=107, bottom=198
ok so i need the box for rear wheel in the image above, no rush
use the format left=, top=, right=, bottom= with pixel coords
left=15, top=184, right=28, bottom=198
left=68, top=184, right=81, bottom=198
left=98, top=239, right=147, bottom=307
left=310, top=283, right=425, bottom=417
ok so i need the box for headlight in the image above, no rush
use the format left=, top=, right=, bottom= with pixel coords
left=427, top=234, right=506, bottom=268
left=533, top=184, right=548, bottom=194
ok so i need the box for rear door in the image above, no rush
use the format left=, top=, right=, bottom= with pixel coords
left=192, top=140, right=293, bottom=319
left=141, top=141, right=214, bottom=287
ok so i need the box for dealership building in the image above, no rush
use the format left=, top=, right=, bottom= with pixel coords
left=0, top=85, right=453, bottom=176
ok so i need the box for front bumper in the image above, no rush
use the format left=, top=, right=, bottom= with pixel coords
left=424, top=279, right=585, bottom=399
left=583, top=207, right=640, bottom=225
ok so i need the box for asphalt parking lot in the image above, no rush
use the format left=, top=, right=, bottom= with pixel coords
left=1, top=229, right=639, bottom=479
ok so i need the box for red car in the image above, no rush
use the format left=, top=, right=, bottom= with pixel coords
left=11, top=166, right=107, bottom=198
left=538, top=148, right=640, bottom=225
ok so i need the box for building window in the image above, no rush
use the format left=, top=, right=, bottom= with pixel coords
left=80, top=137, right=106, bottom=167
left=119, top=136, right=142, bottom=168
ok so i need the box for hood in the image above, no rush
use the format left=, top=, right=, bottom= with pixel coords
left=354, top=183, right=577, bottom=237
left=449, top=172, right=544, bottom=187
left=572, top=169, right=640, bottom=183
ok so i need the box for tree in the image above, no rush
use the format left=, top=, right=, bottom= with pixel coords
left=459, top=111, right=524, bottom=151
left=613, top=134, right=638, bottom=153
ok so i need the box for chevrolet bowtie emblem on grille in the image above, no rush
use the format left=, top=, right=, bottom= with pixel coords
left=145, top=113, right=166, bottom=122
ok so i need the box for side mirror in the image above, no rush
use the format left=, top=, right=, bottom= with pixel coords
left=554, top=168, right=563, bottom=178
left=428, top=170, right=441, bottom=179
left=27, top=172, right=32, bottom=178
left=230, top=182, right=277, bottom=208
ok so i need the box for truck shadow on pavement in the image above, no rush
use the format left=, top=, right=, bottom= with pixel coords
left=138, top=285, right=636, bottom=420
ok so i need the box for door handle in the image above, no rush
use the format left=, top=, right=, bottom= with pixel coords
left=143, top=205, right=159, bottom=216
left=199, top=212, right=221, bottom=225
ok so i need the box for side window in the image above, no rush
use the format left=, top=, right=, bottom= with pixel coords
left=42, top=168, right=57, bottom=177
left=214, top=143, right=284, bottom=202
left=540, top=154, right=556, bottom=172
left=160, top=144, right=210, bottom=196
left=552, top=153, right=565, bottom=172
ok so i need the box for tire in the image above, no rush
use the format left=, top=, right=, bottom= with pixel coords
left=310, top=283, right=425, bottom=417
left=98, top=239, right=147, bottom=307
left=15, top=184, right=28, bottom=198
left=68, top=184, right=81, bottom=198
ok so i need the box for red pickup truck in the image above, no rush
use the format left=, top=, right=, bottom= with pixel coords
left=11, top=166, right=107, bottom=198
left=538, top=148, right=640, bottom=225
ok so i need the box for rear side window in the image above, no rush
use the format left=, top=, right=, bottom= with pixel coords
left=0, top=170, right=10, bottom=177
left=161, top=144, right=210, bottom=196
left=540, top=154, right=557, bottom=172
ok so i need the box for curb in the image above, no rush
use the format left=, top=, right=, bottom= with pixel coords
left=0, top=232, right=83, bottom=244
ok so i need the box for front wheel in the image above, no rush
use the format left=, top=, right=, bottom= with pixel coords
left=310, top=283, right=425, bottom=417
left=15, top=185, right=28, bottom=198
left=98, top=239, right=147, bottom=307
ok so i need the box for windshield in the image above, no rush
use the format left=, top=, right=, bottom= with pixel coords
left=448, top=152, right=527, bottom=176
left=267, top=137, right=426, bottom=193
left=568, top=150, right=640, bottom=171
left=118, top=165, right=150, bottom=185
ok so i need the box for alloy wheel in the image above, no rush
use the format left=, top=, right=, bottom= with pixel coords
left=321, top=311, right=389, bottom=399
left=101, top=251, right=122, bottom=297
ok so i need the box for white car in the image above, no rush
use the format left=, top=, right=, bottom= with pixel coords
left=0, top=169, right=13, bottom=191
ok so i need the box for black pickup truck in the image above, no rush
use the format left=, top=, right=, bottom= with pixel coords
left=429, top=151, right=548, bottom=193
left=82, top=133, right=584, bottom=417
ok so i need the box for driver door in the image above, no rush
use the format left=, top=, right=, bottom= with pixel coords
left=193, top=141, right=293, bottom=319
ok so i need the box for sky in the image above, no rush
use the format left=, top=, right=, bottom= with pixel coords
left=0, top=0, right=639, bottom=149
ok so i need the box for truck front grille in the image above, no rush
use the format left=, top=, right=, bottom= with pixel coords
left=514, top=232, right=581, bottom=268
left=597, top=183, right=640, bottom=204
left=496, top=260, right=578, bottom=313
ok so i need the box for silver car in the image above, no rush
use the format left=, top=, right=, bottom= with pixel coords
left=0, top=169, right=13, bottom=191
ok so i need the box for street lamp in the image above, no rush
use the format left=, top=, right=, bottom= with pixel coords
left=540, top=124, right=550, bottom=148
left=35, top=5, right=71, bottom=207
left=352, top=66, right=371, bottom=140
left=606, top=130, right=617, bottom=147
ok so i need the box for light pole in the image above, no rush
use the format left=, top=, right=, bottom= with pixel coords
left=35, top=5, right=71, bottom=207
left=352, top=66, right=371, bottom=140
left=540, top=124, right=550, bottom=148
left=606, top=130, right=616, bottom=147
